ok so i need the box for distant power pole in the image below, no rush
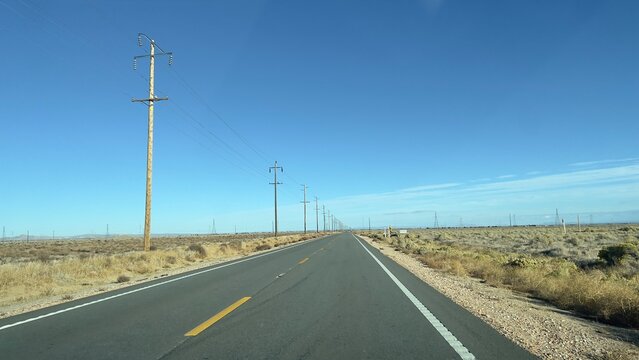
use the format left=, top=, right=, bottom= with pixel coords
left=106, top=224, right=109, bottom=239
left=300, top=184, right=309, bottom=234
left=2, top=226, right=4, bottom=241
left=52, top=230, right=55, bottom=241
left=269, top=161, right=283, bottom=237
left=555, top=208, right=560, bottom=226
left=509, top=213, right=512, bottom=227
left=577, top=215, right=581, bottom=232
left=434, top=211, right=439, bottom=228
left=368, top=217, right=371, bottom=231
left=212, top=218, right=216, bottom=234
left=132, top=33, right=173, bottom=251
left=513, top=214, right=516, bottom=226
left=322, top=205, right=326, bottom=232
left=315, top=197, right=319, bottom=233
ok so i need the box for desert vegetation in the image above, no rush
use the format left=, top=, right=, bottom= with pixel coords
left=0, top=232, right=323, bottom=315
left=360, top=225, right=639, bottom=329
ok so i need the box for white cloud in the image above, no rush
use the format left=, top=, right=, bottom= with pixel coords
left=323, top=164, right=639, bottom=224
left=569, top=157, right=639, bottom=167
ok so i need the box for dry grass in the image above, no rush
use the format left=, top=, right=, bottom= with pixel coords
left=362, top=225, right=639, bottom=329
left=0, top=233, right=324, bottom=312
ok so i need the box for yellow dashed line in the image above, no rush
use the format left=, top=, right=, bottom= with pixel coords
left=185, top=297, right=251, bottom=336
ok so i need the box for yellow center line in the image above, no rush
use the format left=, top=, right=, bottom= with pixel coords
left=184, top=296, right=251, bottom=337
left=298, top=257, right=309, bottom=264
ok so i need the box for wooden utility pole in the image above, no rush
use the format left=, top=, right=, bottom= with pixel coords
left=132, top=33, right=172, bottom=251
left=301, top=184, right=309, bottom=233
left=322, top=205, right=326, bottom=232
left=315, top=197, right=319, bottom=233
left=269, top=161, right=283, bottom=237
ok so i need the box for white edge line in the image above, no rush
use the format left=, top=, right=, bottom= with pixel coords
left=353, top=234, right=476, bottom=360
left=0, top=235, right=327, bottom=332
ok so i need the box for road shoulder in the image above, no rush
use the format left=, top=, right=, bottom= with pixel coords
left=357, top=235, right=639, bottom=360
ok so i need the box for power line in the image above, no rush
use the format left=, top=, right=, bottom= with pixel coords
left=142, top=78, right=274, bottom=182
left=168, top=68, right=271, bottom=162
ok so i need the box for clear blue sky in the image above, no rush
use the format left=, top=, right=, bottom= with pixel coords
left=1, top=0, right=638, bottom=236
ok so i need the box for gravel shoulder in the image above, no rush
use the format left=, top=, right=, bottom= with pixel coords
left=358, top=235, right=639, bottom=360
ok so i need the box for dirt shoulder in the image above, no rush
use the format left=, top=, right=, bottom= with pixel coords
left=358, top=235, right=639, bottom=360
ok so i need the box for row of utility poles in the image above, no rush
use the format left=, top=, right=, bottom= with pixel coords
left=132, top=34, right=347, bottom=251
left=268, top=160, right=345, bottom=237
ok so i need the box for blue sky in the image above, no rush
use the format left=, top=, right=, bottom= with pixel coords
left=1, top=0, right=638, bottom=236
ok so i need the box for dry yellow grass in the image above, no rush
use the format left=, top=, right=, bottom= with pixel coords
left=0, top=233, right=324, bottom=313
left=363, top=226, right=639, bottom=329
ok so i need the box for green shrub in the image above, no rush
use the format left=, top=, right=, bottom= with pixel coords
left=598, top=243, right=639, bottom=266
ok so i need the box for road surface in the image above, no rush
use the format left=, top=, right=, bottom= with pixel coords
left=0, top=233, right=536, bottom=359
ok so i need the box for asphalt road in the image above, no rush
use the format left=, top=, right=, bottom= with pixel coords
left=0, top=233, right=536, bottom=359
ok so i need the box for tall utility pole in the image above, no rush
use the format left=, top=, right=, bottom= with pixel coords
left=368, top=217, right=371, bottom=231
left=322, top=205, right=326, bottom=232
left=315, top=197, right=319, bottom=233
left=132, top=33, right=173, bottom=251
left=2, top=226, right=4, bottom=241
left=269, top=161, right=283, bottom=237
left=434, top=211, right=439, bottom=228
left=555, top=208, right=560, bottom=226
left=300, top=184, right=309, bottom=233
left=212, top=218, right=216, bottom=234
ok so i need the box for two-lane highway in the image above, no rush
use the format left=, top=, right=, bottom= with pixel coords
left=0, top=233, right=536, bottom=359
